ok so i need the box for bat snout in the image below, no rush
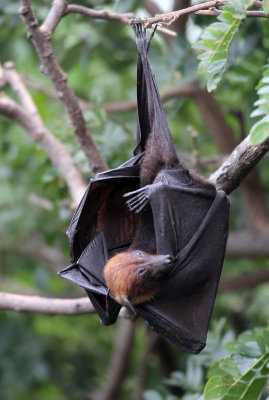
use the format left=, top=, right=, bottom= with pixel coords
left=150, top=254, right=173, bottom=267
left=148, top=254, right=174, bottom=281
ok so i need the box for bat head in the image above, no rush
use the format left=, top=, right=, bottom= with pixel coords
left=104, top=250, right=173, bottom=305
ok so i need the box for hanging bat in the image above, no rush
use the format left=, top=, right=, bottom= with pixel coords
left=58, top=23, right=229, bottom=353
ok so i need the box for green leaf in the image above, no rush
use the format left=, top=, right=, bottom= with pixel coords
left=204, top=376, right=230, bottom=400
left=250, top=108, right=266, bottom=118
left=204, top=327, right=269, bottom=400
left=257, top=85, right=269, bottom=95
left=236, top=341, right=262, bottom=357
left=219, top=357, right=241, bottom=379
left=261, top=76, right=269, bottom=84
left=251, top=59, right=269, bottom=141
left=193, top=0, right=255, bottom=91
left=263, top=0, right=269, bottom=13
left=250, top=116, right=269, bottom=145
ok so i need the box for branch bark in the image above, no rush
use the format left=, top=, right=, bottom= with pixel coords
left=19, top=0, right=108, bottom=173
left=171, top=0, right=191, bottom=33
left=65, top=5, right=133, bottom=25
left=0, top=62, right=87, bottom=206
left=209, top=135, right=269, bottom=195
left=132, top=329, right=160, bottom=400
left=219, top=267, right=269, bottom=292
left=226, top=231, right=269, bottom=258
left=134, top=0, right=268, bottom=27
left=0, top=293, right=94, bottom=314
left=92, top=319, right=136, bottom=400
left=2, top=258, right=269, bottom=315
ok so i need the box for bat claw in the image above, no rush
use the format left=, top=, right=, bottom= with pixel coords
left=123, top=297, right=137, bottom=316
left=124, top=187, right=149, bottom=213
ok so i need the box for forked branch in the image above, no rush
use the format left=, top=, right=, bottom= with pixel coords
left=0, top=62, right=87, bottom=206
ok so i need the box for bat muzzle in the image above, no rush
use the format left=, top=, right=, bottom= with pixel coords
left=148, top=254, right=174, bottom=280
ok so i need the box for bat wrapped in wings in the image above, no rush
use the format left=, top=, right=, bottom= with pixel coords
left=58, top=24, right=229, bottom=354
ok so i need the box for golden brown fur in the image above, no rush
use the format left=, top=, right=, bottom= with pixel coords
left=104, top=250, right=172, bottom=305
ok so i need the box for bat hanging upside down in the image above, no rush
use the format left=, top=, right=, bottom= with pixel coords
left=104, top=25, right=215, bottom=312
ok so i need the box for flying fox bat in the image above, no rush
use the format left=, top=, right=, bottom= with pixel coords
left=58, top=23, right=229, bottom=353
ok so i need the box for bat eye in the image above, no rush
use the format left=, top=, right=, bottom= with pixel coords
left=137, top=268, right=147, bottom=276
left=133, top=250, right=143, bottom=257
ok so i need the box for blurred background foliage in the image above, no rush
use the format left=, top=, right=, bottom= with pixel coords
left=0, top=0, right=269, bottom=399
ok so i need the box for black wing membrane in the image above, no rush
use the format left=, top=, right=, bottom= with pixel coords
left=58, top=23, right=229, bottom=352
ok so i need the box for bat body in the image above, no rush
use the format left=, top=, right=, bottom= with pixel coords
left=103, top=127, right=214, bottom=306
left=58, top=24, right=230, bottom=353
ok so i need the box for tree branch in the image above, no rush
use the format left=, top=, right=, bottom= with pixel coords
left=40, top=0, right=68, bottom=37
left=209, top=135, right=269, bottom=194
left=132, top=0, right=268, bottom=27
left=2, top=258, right=269, bottom=315
left=65, top=4, right=176, bottom=37
left=19, top=0, right=108, bottom=173
left=92, top=319, right=136, bottom=400
left=194, top=9, right=269, bottom=17
left=226, top=231, right=269, bottom=258
left=0, top=293, right=94, bottom=314
left=219, top=267, right=269, bottom=292
left=65, top=4, right=133, bottom=24
left=171, top=0, right=191, bottom=33
left=132, top=329, right=160, bottom=400
left=0, top=67, right=87, bottom=207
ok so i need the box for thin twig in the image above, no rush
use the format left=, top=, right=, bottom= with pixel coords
left=65, top=4, right=133, bottom=23
left=0, top=293, right=94, bottom=315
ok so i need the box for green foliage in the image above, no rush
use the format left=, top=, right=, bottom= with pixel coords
left=194, top=0, right=254, bottom=91
left=204, top=326, right=269, bottom=400
left=263, top=0, right=269, bottom=13
left=144, top=325, right=269, bottom=400
left=250, top=61, right=269, bottom=144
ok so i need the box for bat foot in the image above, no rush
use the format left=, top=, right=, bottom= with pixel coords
left=124, top=186, right=149, bottom=213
